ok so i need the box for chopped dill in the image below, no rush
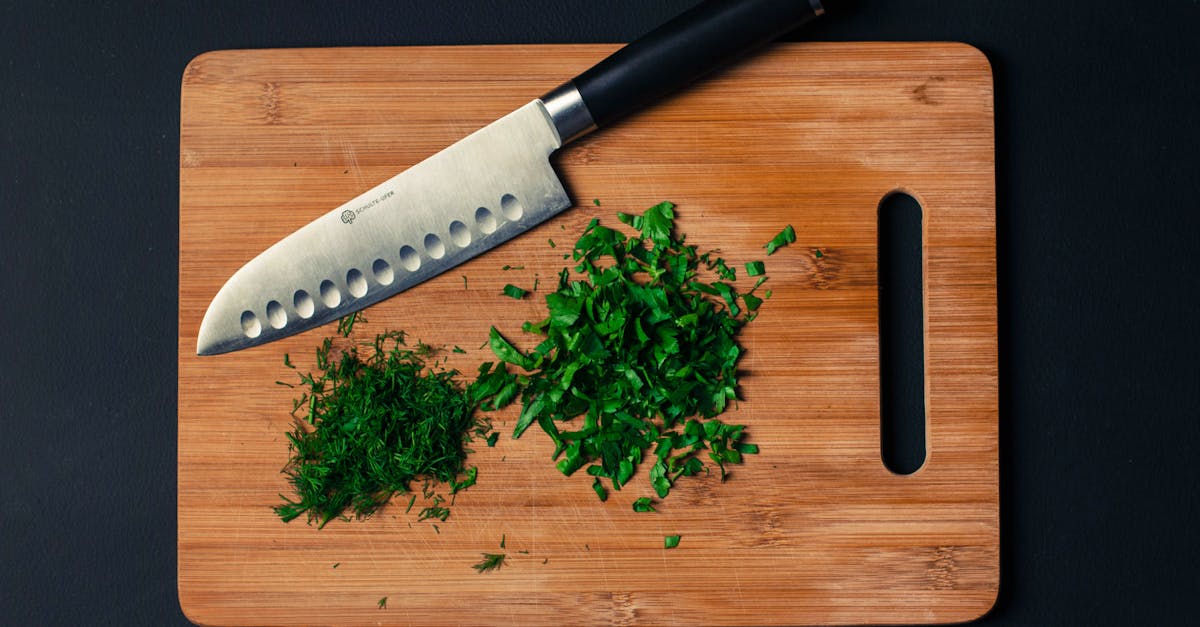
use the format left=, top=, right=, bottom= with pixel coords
left=274, top=325, right=484, bottom=528
left=472, top=553, right=506, bottom=573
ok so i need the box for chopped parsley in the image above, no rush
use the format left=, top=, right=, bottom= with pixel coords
left=475, top=202, right=762, bottom=502
left=764, top=225, right=796, bottom=255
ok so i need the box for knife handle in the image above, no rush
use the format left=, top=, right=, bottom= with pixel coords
left=543, top=0, right=826, bottom=143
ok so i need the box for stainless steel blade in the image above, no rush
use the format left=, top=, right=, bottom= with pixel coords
left=197, top=101, right=567, bottom=355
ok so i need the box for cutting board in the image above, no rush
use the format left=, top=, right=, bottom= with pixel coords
left=179, top=43, right=996, bottom=626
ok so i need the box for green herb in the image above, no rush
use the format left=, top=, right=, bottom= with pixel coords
left=275, top=328, right=483, bottom=527
left=593, top=198, right=601, bottom=206
left=664, top=535, right=681, bottom=549
left=764, top=225, right=796, bottom=256
left=745, top=261, right=765, bottom=277
left=336, top=311, right=364, bottom=337
left=472, top=553, right=506, bottom=573
left=405, top=495, right=416, bottom=513
left=432, top=524, right=440, bottom=534
left=452, top=345, right=467, bottom=354
left=449, top=466, right=477, bottom=494
left=502, top=284, right=528, bottom=299
left=814, top=248, right=823, bottom=259
left=632, top=497, right=655, bottom=513
left=417, top=507, right=450, bottom=522
left=548, top=238, right=557, bottom=249
left=418, top=497, right=451, bottom=521
left=502, top=264, right=525, bottom=271
left=500, top=534, right=506, bottom=549
left=462, top=274, right=469, bottom=289
left=283, top=353, right=294, bottom=368
left=377, top=597, right=387, bottom=610
left=486, top=432, right=499, bottom=447
left=332, top=562, right=340, bottom=568
left=592, top=477, right=608, bottom=502
left=475, top=202, right=762, bottom=502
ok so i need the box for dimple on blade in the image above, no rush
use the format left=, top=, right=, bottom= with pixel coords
left=197, top=101, right=569, bottom=355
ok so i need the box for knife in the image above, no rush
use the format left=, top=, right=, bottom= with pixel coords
left=197, top=0, right=827, bottom=355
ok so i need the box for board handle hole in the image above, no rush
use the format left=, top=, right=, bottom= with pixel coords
left=879, top=191, right=927, bottom=475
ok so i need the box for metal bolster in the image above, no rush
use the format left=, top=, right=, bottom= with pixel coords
left=539, top=81, right=597, bottom=146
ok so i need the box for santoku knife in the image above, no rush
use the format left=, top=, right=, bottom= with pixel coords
left=198, top=0, right=828, bottom=355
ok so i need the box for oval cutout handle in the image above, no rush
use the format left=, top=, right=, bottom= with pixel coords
left=879, top=191, right=927, bottom=475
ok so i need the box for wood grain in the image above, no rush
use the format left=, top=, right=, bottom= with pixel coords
left=179, top=43, right=997, bottom=626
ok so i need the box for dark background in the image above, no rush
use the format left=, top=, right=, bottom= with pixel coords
left=2, top=1, right=1197, bottom=624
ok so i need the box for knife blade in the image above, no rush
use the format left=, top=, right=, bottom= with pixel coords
left=197, top=0, right=827, bottom=355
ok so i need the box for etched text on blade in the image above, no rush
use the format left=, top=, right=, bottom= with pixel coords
left=197, top=101, right=568, bottom=355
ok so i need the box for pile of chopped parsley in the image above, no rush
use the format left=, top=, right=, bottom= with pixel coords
left=474, top=202, right=767, bottom=503
left=275, top=329, right=484, bottom=527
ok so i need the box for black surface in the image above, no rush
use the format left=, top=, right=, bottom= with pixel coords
left=879, top=192, right=926, bottom=476
left=2, top=1, right=1197, bottom=625
left=574, top=0, right=822, bottom=127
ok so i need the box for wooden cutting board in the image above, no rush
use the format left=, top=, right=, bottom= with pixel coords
left=179, top=43, right=997, bottom=626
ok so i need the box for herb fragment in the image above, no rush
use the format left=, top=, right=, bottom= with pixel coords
left=502, top=284, right=528, bottom=299
left=449, top=466, right=477, bottom=494
left=664, top=535, right=681, bottom=549
left=632, top=497, right=655, bottom=513
left=486, top=432, right=500, bottom=447
left=814, top=248, right=823, bottom=259
left=377, top=597, right=387, bottom=610
left=472, top=553, right=506, bottom=573
left=336, top=311, right=364, bottom=337
left=764, top=225, right=796, bottom=255
left=592, top=477, right=608, bottom=502
left=745, top=261, right=766, bottom=277
left=593, top=198, right=601, bottom=206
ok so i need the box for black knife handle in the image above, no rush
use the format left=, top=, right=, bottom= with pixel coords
left=564, top=0, right=825, bottom=136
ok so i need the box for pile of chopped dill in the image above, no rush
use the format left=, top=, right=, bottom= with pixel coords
left=275, top=327, right=484, bottom=527
left=474, top=201, right=767, bottom=504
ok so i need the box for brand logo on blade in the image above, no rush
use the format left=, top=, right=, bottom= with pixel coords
left=341, top=190, right=395, bottom=226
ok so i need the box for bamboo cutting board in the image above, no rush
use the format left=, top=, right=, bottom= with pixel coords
left=179, top=43, right=996, bottom=626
